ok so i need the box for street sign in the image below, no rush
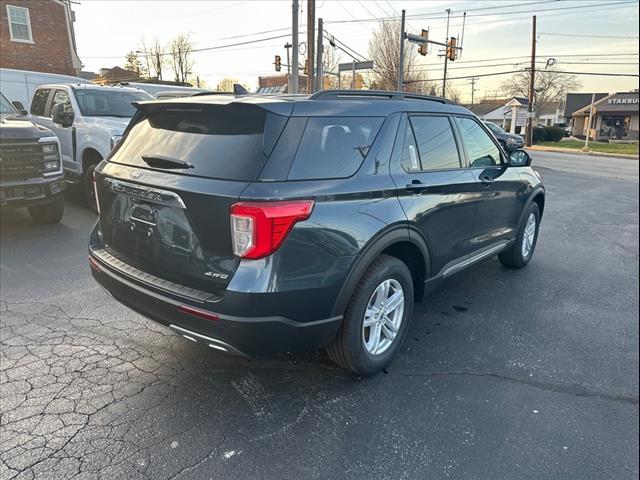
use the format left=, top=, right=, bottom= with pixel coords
left=338, top=60, right=374, bottom=72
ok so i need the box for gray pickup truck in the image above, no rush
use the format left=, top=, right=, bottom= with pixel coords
left=0, top=91, right=65, bottom=224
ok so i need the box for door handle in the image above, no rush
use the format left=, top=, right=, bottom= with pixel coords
left=406, top=180, right=428, bottom=193
left=479, top=175, right=495, bottom=185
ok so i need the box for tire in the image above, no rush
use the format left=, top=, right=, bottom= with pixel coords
left=28, top=196, right=64, bottom=225
left=326, top=254, right=414, bottom=375
left=83, top=162, right=99, bottom=213
left=499, top=203, right=540, bottom=268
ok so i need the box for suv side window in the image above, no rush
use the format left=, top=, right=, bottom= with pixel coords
left=287, top=116, right=384, bottom=180
left=51, top=89, right=72, bottom=117
left=409, top=115, right=461, bottom=171
left=30, top=88, right=51, bottom=116
left=455, top=117, right=502, bottom=168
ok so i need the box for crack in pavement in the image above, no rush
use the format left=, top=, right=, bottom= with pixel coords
left=392, top=371, right=639, bottom=405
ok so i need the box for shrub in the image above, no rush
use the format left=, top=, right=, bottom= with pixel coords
left=533, top=126, right=565, bottom=143
left=533, top=127, right=547, bottom=143
left=545, top=126, right=565, bottom=142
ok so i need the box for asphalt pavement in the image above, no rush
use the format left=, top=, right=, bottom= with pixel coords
left=1, top=152, right=638, bottom=480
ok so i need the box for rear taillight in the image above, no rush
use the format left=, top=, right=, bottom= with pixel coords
left=230, top=200, right=314, bottom=259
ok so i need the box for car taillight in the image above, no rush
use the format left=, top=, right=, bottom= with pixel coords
left=230, top=200, right=314, bottom=259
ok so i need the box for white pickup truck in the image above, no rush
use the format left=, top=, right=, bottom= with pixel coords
left=29, top=83, right=153, bottom=210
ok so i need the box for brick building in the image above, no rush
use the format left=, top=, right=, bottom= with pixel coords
left=0, top=0, right=82, bottom=75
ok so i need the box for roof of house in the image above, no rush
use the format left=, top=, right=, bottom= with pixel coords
left=465, top=99, right=508, bottom=117
left=564, top=93, right=608, bottom=117
left=573, top=91, right=639, bottom=116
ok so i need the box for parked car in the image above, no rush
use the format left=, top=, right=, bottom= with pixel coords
left=29, top=83, right=153, bottom=211
left=483, top=121, right=525, bottom=151
left=0, top=91, right=65, bottom=224
left=0, top=68, right=92, bottom=112
left=89, top=90, right=545, bottom=375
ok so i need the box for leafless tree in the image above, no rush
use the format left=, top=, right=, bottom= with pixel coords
left=500, top=68, right=580, bottom=121
left=367, top=21, right=432, bottom=94
left=144, top=37, right=166, bottom=81
left=445, top=83, right=463, bottom=103
left=169, top=34, right=195, bottom=84
left=322, top=45, right=341, bottom=89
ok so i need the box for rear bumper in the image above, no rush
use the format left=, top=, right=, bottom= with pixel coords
left=89, top=231, right=343, bottom=357
left=0, top=175, right=66, bottom=208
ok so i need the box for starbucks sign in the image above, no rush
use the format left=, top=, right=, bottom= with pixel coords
left=607, top=96, right=639, bottom=105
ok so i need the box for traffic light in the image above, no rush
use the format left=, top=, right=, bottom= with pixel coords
left=447, top=37, right=457, bottom=61
left=418, top=29, right=428, bottom=56
left=274, top=55, right=281, bottom=72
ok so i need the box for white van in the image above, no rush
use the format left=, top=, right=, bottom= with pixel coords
left=0, top=68, right=92, bottom=110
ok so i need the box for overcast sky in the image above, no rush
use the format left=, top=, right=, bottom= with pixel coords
left=74, top=0, right=639, bottom=102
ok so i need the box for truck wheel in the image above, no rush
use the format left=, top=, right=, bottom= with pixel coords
left=28, top=197, right=64, bottom=225
left=499, top=203, right=540, bottom=268
left=326, top=255, right=414, bottom=375
left=83, top=163, right=99, bottom=213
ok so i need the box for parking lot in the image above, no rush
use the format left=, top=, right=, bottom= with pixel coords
left=1, top=152, right=638, bottom=479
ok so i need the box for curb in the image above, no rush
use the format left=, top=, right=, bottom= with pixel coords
left=526, top=145, right=639, bottom=160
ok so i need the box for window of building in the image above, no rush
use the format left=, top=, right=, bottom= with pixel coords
left=455, top=117, right=502, bottom=168
left=6, top=5, right=33, bottom=43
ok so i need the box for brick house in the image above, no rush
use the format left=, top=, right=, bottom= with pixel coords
left=0, top=0, right=82, bottom=75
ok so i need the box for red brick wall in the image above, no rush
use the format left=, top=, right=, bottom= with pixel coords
left=0, top=0, right=77, bottom=75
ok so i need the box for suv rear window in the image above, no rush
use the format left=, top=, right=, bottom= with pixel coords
left=287, top=117, right=384, bottom=180
left=111, top=103, right=288, bottom=181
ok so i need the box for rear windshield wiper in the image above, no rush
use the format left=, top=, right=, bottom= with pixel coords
left=141, top=154, right=194, bottom=169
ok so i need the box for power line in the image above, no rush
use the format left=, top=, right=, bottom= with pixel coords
left=324, top=0, right=638, bottom=25
left=539, top=32, right=639, bottom=39
left=405, top=68, right=640, bottom=83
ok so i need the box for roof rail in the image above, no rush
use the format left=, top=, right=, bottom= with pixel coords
left=309, top=89, right=452, bottom=104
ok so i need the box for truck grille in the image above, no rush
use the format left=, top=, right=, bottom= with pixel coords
left=0, top=142, right=45, bottom=179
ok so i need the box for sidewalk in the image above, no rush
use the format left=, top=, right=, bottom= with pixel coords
left=527, top=145, right=639, bottom=160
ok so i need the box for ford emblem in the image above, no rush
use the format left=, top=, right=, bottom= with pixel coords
left=129, top=170, right=144, bottom=180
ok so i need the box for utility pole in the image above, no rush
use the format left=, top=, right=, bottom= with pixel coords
left=316, top=17, right=323, bottom=92
left=291, top=0, right=299, bottom=94
left=442, top=8, right=451, bottom=98
left=583, top=92, right=596, bottom=152
left=397, top=9, right=406, bottom=92
left=525, top=15, right=536, bottom=147
left=306, top=0, right=315, bottom=94
left=285, top=42, right=292, bottom=75
left=469, top=77, right=478, bottom=104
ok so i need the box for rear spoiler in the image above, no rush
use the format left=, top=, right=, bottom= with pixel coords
left=131, top=97, right=295, bottom=116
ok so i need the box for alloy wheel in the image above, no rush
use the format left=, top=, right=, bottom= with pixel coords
left=362, top=279, right=405, bottom=355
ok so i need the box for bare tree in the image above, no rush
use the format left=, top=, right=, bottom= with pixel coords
left=445, top=83, right=463, bottom=103
left=501, top=68, right=580, bottom=121
left=144, top=37, right=166, bottom=81
left=169, top=34, right=195, bottom=84
left=322, top=45, right=341, bottom=89
left=367, top=21, right=432, bottom=94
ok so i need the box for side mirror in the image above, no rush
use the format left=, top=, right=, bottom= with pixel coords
left=508, top=149, right=531, bottom=167
left=11, top=101, right=28, bottom=116
left=52, top=103, right=74, bottom=128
